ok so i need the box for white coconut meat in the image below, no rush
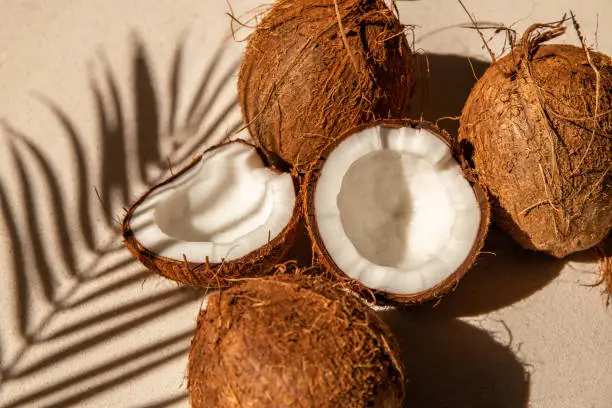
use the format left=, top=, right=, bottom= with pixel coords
left=315, top=125, right=481, bottom=295
left=129, top=142, right=295, bottom=263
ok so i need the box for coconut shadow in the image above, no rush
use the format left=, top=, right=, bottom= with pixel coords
left=405, top=53, right=564, bottom=316
left=409, top=53, right=490, bottom=136
left=284, top=219, right=315, bottom=266
left=379, top=310, right=530, bottom=408
left=417, top=225, right=564, bottom=317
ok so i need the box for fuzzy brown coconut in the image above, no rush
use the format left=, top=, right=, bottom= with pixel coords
left=122, top=140, right=302, bottom=288
left=459, top=21, right=612, bottom=260
left=238, top=0, right=414, bottom=172
left=304, top=119, right=490, bottom=305
left=187, top=273, right=405, bottom=408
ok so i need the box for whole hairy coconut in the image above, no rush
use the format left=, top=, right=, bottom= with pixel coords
left=188, top=273, right=405, bottom=408
left=459, top=21, right=612, bottom=262
left=238, top=0, right=414, bottom=171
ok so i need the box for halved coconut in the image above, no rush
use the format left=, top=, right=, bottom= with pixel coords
left=122, top=140, right=301, bottom=288
left=304, top=119, right=490, bottom=304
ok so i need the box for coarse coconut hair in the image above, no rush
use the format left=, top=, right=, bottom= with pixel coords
left=187, top=270, right=405, bottom=408
left=595, top=240, right=612, bottom=305
left=459, top=18, right=612, bottom=260
left=238, top=0, right=414, bottom=172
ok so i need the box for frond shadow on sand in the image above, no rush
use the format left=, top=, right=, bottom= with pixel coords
left=0, top=31, right=242, bottom=408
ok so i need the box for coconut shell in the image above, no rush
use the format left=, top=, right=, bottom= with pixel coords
left=122, top=141, right=302, bottom=289
left=238, top=0, right=414, bottom=172
left=187, top=274, right=405, bottom=408
left=459, top=27, right=612, bottom=258
left=304, top=119, right=490, bottom=305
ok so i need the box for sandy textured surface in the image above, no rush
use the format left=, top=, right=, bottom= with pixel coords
left=0, top=1, right=610, bottom=407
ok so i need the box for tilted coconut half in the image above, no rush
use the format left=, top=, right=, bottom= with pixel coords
left=239, top=0, right=414, bottom=172
left=122, top=140, right=301, bottom=288
left=304, top=119, right=490, bottom=304
left=188, top=273, right=405, bottom=408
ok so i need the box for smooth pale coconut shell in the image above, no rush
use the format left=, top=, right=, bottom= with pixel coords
left=122, top=141, right=302, bottom=289
left=304, top=119, right=491, bottom=305
left=187, top=273, right=405, bottom=408
left=238, top=0, right=414, bottom=172
left=459, top=26, right=612, bottom=258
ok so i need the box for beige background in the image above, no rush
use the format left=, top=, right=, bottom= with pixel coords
left=0, top=1, right=610, bottom=407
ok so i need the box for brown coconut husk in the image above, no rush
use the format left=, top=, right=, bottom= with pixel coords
left=459, top=19, right=612, bottom=259
left=303, top=119, right=491, bottom=306
left=594, top=239, right=612, bottom=306
left=187, top=273, right=405, bottom=408
left=238, top=0, right=414, bottom=172
left=122, top=140, right=302, bottom=289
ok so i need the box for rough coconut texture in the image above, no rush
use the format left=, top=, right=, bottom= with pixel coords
left=304, top=119, right=490, bottom=305
left=122, top=141, right=302, bottom=289
left=238, top=0, right=414, bottom=172
left=595, top=240, right=612, bottom=306
left=188, top=274, right=405, bottom=408
left=459, top=25, right=612, bottom=258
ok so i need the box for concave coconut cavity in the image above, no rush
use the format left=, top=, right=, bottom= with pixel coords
left=238, top=0, right=414, bottom=172
left=305, top=119, right=490, bottom=304
left=459, top=22, right=612, bottom=259
left=187, top=274, right=405, bottom=408
left=122, top=140, right=301, bottom=287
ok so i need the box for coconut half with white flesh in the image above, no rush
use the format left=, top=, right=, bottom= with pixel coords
left=305, top=119, right=490, bottom=304
left=122, top=140, right=301, bottom=288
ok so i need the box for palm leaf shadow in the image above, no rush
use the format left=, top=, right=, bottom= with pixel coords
left=136, top=394, right=188, bottom=408
left=167, top=32, right=185, bottom=139
left=32, top=94, right=98, bottom=252
left=8, top=138, right=59, bottom=304
left=170, top=36, right=243, bottom=164
left=95, top=50, right=131, bottom=226
left=184, top=37, right=230, bottom=132
left=44, top=288, right=196, bottom=342
left=6, top=124, right=80, bottom=281
left=0, top=179, right=30, bottom=342
left=133, top=33, right=162, bottom=185
left=2, top=329, right=193, bottom=408
left=0, top=30, right=241, bottom=407
left=11, top=289, right=198, bottom=379
left=45, top=346, right=190, bottom=408
left=68, top=270, right=150, bottom=308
